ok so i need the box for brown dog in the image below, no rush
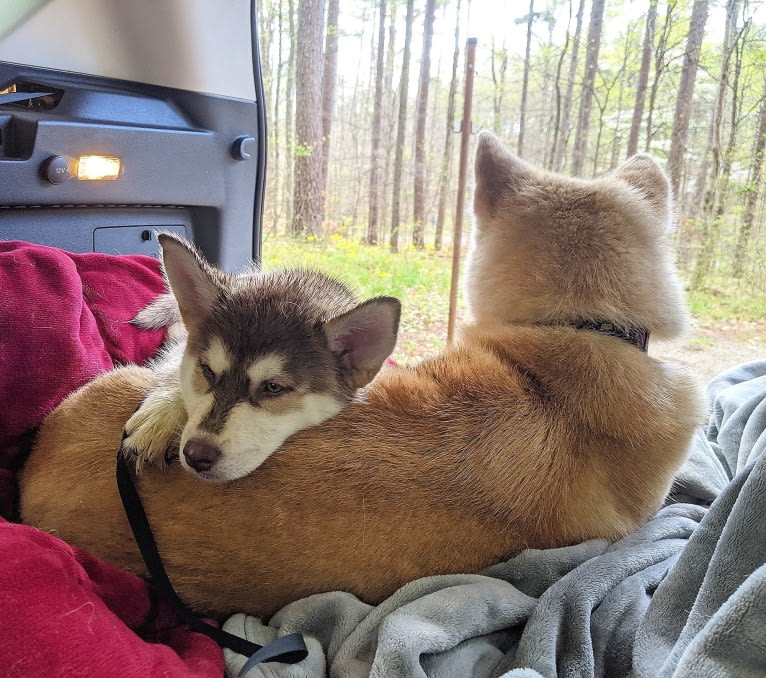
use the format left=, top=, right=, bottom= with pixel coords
left=20, top=134, right=703, bottom=620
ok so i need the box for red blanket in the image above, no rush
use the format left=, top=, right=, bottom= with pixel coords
left=0, top=240, right=166, bottom=516
left=0, top=241, right=224, bottom=676
left=0, top=521, right=223, bottom=677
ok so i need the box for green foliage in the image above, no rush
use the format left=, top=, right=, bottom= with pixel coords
left=261, top=232, right=466, bottom=362
left=293, top=142, right=315, bottom=159
left=686, top=278, right=766, bottom=322
left=689, top=335, right=715, bottom=348
left=262, top=233, right=764, bottom=365
left=259, top=0, right=766, bottom=328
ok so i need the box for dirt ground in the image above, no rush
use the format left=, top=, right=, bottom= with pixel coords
left=650, top=318, right=766, bottom=385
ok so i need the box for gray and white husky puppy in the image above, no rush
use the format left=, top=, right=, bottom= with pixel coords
left=123, top=232, right=400, bottom=482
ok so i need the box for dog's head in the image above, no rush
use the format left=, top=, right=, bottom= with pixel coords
left=467, top=132, right=687, bottom=340
left=158, top=233, right=400, bottom=481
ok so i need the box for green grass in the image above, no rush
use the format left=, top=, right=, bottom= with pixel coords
left=260, top=233, right=765, bottom=361
left=262, top=232, right=452, bottom=300
left=689, top=336, right=716, bottom=348
left=261, top=232, right=466, bottom=362
left=685, top=278, right=766, bottom=322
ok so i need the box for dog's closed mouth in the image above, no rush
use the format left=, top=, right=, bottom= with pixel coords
left=191, top=469, right=225, bottom=483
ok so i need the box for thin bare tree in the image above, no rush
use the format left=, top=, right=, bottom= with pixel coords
left=293, top=0, right=325, bottom=236
left=367, top=0, right=386, bottom=245
left=490, top=39, right=508, bottom=135
left=571, top=0, right=605, bottom=176
left=627, top=0, right=657, bottom=157
left=284, top=0, right=296, bottom=231
left=666, top=0, right=709, bottom=198
left=734, top=76, right=766, bottom=277
left=695, top=13, right=750, bottom=286
left=434, top=0, right=462, bottom=251
left=381, top=0, right=399, bottom=243
left=690, top=0, right=740, bottom=217
left=270, top=0, right=284, bottom=233
left=413, top=0, right=436, bottom=249
left=517, top=0, right=535, bottom=156
left=644, top=0, right=677, bottom=153
left=320, top=0, right=340, bottom=222
left=606, top=28, right=635, bottom=170
left=547, top=1, right=573, bottom=169
left=591, top=52, right=628, bottom=174
left=554, top=0, right=585, bottom=171
left=389, top=0, right=415, bottom=253
left=714, top=18, right=750, bottom=219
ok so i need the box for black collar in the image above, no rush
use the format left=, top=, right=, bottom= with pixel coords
left=573, top=319, right=649, bottom=352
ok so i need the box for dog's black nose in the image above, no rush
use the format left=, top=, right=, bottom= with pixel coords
left=183, top=439, right=221, bottom=473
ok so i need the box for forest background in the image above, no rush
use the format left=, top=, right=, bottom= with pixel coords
left=256, top=0, right=765, bottom=376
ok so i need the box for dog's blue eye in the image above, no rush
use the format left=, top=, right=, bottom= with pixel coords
left=200, top=363, right=216, bottom=384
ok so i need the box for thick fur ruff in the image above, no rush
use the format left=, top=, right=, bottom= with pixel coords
left=20, top=134, right=703, bottom=620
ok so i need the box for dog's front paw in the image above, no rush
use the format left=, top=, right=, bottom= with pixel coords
left=123, top=388, right=186, bottom=473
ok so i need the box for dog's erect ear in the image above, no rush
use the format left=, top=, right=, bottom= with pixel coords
left=324, top=297, right=401, bottom=388
left=158, top=233, right=221, bottom=332
left=614, top=154, right=671, bottom=216
left=473, top=131, right=530, bottom=216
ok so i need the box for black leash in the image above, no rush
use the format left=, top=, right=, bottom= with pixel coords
left=115, top=432, right=308, bottom=671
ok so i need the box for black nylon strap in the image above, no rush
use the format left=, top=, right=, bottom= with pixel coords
left=573, top=319, right=650, bottom=352
left=115, top=436, right=308, bottom=667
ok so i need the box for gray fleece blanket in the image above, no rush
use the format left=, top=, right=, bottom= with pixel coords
left=223, top=361, right=766, bottom=678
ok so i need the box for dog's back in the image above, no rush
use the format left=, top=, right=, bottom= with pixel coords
left=21, top=137, right=703, bottom=619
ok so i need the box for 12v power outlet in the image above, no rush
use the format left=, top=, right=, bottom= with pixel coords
left=44, top=155, right=69, bottom=184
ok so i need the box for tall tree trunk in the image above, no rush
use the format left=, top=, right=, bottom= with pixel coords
left=412, top=0, right=436, bottom=250
left=714, top=20, right=748, bottom=220
left=490, top=40, right=508, bottom=136
left=590, top=60, right=623, bottom=175
left=541, top=10, right=558, bottom=161
left=517, top=0, right=535, bottom=156
left=666, top=0, right=709, bottom=198
left=389, top=0, right=414, bottom=253
left=381, top=0, right=398, bottom=244
left=257, top=0, right=273, bottom=228
left=734, top=78, right=766, bottom=277
left=284, top=0, right=296, bottom=232
left=345, top=21, right=366, bottom=232
left=645, top=0, right=675, bottom=153
left=434, top=0, right=461, bottom=251
left=627, top=0, right=657, bottom=157
left=698, top=18, right=748, bottom=284
left=271, top=0, right=284, bottom=234
left=320, top=0, right=340, bottom=224
left=547, top=2, right=572, bottom=170
left=367, top=0, right=386, bottom=245
left=691, top=0, right=740, bottom=217
left=608, top=37, right=631, bottom=169
left=293, top=0, right=325, bottom=237
left=571, top=0, right=605, bottom=176
left=554, top=0, right=584, bottom=172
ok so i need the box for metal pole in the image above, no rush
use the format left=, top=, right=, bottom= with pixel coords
left=447, top=37, right=477, bottom=344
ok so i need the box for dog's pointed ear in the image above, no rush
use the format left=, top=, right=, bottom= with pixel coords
left=158, top=233, right=221, bottom=331
left=324, top=297, right=401, bottom=388
left=614, top=154, right=671, bottom=216
left=474, top=131, right=530, bottom=217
